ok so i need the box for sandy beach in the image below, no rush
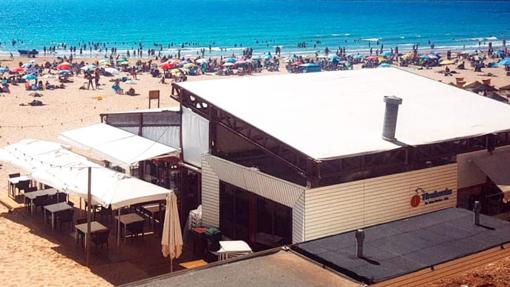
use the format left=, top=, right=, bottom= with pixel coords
left=0, top=54, right=509, bottom=286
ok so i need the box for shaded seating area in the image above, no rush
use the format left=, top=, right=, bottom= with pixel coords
left=0, top=139, right=182, bottom=262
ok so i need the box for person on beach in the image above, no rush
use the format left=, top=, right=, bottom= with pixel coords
left=86, top=72, right=94, bottom=90
left=94, top=70, right=100, bottom=89
left=112, top=79, right=123, bottom=94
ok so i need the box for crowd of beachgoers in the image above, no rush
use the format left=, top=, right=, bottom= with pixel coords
left=1, top=43, right=509, bottom=105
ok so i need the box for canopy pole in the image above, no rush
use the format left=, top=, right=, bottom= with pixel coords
left=86, top=167, right=92, bottom=267
left=117, top=208, right=121, bottom=246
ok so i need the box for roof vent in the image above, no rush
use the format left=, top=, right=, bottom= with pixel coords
left=382, top=96, right=403, bottom=141
left=355, top=229, right=365, bottom=258
left=474, top=201, right=481, bottom=226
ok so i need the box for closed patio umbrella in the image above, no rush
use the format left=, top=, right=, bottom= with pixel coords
left=161, top=193, right=182, bottom=271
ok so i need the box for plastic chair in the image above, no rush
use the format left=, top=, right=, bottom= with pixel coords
left=91, top=229, right=110, bottom=250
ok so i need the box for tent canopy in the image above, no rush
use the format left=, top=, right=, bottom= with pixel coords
left=59, top=123, right=179, bottom=168
left=473, top=152, right=510, bottom=203
left=474, top=153, right=510, bottom=199
left=0, top=139, right=172, bottom=209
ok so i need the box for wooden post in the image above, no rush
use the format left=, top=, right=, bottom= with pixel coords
left=86, top=167, right=92, bottom=267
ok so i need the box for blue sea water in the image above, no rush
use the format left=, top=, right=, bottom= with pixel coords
left=0, top=0, right=509, bottom=56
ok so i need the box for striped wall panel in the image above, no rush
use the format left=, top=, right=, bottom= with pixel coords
left=292, top=193, right=305, bottom=243
left=201, top=156, right=220, bottom=226
left=304, top=164, right=458, bottom=241
left=205, top=154, right=305, bottom=207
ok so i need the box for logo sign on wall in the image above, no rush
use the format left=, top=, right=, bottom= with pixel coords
left=410, top=187, right=453, bottom=208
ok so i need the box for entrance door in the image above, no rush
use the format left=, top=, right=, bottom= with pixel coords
left=219, top=181, right=292, bottom=250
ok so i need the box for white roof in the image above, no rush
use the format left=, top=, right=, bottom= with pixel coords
left=0, top=139, right=172, bottom=209
left=103, top=106, right=180, bottom=114
left=59, top=123, right=178, bottom=168
left=178, top=68, right=510, bottom=160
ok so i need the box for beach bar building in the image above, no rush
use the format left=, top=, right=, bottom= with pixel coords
left=167, top=68, right=510, bottom=248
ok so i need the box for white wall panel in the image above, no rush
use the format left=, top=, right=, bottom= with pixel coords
left=305, top=164, right=458, bottom=241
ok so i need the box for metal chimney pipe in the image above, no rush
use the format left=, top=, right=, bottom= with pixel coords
left=474, top=201, right=481, bottom=226
left=355, top=229, right=365, bottom=258
left=382, top=96, right=403, bottom=141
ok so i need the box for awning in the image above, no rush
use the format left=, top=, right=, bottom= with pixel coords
left=0, top=139, right=173, bottom=209
left=474, top=153, right=510, bottom=201
left=59, top=123, right=179, bottom=169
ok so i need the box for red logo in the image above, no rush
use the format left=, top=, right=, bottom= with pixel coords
left=410, top=194, right=421, bottom=207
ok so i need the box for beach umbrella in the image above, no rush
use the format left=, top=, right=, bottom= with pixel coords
left=328, top=54, right=341, bottom=61
left=116, top=59, right=128, bottom=65
left=22, top=74, right=37, bottom=80
left=161, top=193, right=183, bottom=272
left=161, top=63, right=175, bottom=70
left=81, top=64, right=96, bottom=71
left=169, top=68, right=182, bottom=75
left=224, top=57, right=236, bottom=63
left=498, top=58, right=510, bottom=66
left=381, top=51, right=393, bottom=57
left=440, top=59, right=455, bottom=65
left=104, top=67, right=120, bottom=75
left=9, top=67, right=24, bottom=73
left=57, top=63, right=71, bottom=70
left=182, top=63, right=196, bottom=69
left=99, top=59, right=111, bottom=67
left=402, top=53, right=414, bottom=60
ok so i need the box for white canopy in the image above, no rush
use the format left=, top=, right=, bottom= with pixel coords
left=474, top=152, right=510, bottom=201
left=0, top=139, right=172, bottom=209
left=178, top=68, right=510, bottom=160
left=59, top=123, right=179, bottom=169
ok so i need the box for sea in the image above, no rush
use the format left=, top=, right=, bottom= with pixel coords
left=0, top=0, right=509, bottom=57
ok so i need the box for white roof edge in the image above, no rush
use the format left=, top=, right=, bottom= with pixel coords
left=102, top=106, right=180, bottom=115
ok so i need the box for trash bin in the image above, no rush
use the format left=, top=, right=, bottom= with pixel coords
left=205, top=227, right=221, bottom=261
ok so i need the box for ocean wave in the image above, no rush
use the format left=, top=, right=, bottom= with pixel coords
left=362, top=38, right=380, bottom=42
left=467, top=36, right=498, bottom=41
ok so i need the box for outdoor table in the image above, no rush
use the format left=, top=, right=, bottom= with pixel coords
left=44, top=202, right=73, bottom=230
left=75, top=221, right=108, bottom=248
left=114, top=213, right=145, bottom=243
left=217, top=240, right=252, bottom=261
left=139, top=203, right=162, bottom=228
left=8, top=175, right=31, bottom=198
left=24, top=188, right=58, bottom=215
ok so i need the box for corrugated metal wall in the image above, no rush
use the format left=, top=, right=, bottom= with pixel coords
left=304, top=164, right=458, bottom=241
left=205, top=154, right=305, bottom=208
left=200, top=154, right=307, bottom=243
left=201, top=156, right=220, bottom=226
left=292, top=193, right=305, bottom=243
